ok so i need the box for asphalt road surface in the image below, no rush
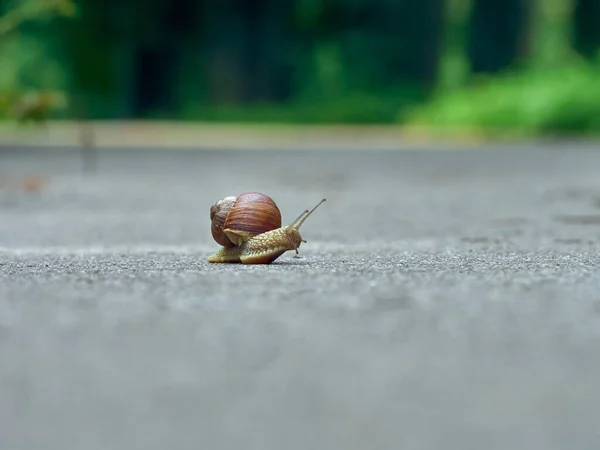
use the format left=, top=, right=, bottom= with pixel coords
left=2, top=142, right=600, bottom=450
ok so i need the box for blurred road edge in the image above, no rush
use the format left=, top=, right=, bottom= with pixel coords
left=0, top=120, right=493, bottom=151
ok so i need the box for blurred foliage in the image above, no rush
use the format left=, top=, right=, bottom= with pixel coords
left=0, top=0, right=76, bottom=120
left=405, top=0, right=600, bottom=136
left=404, top=58, right=600, bottom=136
left=180, top=88, right=425, bottom=123
left=0, top=0, right=75, bottom=35
left=0, top=0, right=599, bottom=135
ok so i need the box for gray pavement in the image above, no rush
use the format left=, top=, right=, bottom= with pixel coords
left=2, top=142, right=600, bottom=449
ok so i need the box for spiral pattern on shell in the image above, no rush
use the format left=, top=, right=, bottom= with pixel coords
left=210, top=192, right=282, bottom=247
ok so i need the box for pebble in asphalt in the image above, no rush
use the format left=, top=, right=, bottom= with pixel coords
left=1, top=143, right=600, bottom=450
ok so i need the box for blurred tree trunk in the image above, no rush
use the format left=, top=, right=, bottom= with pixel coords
left=572, top=0, right=600, bottom=59
left=114, top=0, right=136, bottom=118
left=60, top=0, right=120, bottom=119
left=381, top=0, right=444, bottom=88
left=466, top=0, right=532, bottom=74
left=202, top=0, right=246, bottom=104
left=203, top=0, right=295, bottom=104
left=334, top=0, right=444, bottom=93
left=241, top=0, right=295, bottom=102
left=130, top=0, right=196, bottom=117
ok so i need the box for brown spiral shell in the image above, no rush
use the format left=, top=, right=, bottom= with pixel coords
left=210, top=192, right=282, bottom=247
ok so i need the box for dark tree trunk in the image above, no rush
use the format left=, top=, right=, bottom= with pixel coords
left=335, top=0, right=444, bottom=92
left=240, top=0, right=295, bottom=102
left=131, top=0, right=195, bottom=117
left=59, top=0, right=122, bottom=119
left=202, top=0, right=248, bottom=104
left=202, top=0, right=295, bottom=104
left=466, top=0, right=531, bottom=74
left=572, top=0, right=600, bottom=59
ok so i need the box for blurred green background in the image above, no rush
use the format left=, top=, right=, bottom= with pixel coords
left=1, top=0, right=599, bottom=137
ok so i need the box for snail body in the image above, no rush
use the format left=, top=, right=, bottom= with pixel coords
left=208, top=192, right=325, bottom=264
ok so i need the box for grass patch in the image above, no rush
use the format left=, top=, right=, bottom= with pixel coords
left=402, top=60, right=600, bottom=138
left=178, top=88, right=425, bottom=124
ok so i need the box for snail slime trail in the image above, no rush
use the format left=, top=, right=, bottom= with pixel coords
left=207, top=195, right=326, bottom=264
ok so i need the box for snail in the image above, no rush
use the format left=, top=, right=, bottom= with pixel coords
left=207, top=192, right=326, bottom=264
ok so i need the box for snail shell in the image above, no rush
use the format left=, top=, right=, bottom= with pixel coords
left=210, top=192, right=282, bottom=247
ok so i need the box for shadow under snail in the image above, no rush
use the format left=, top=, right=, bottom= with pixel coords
left=207, top=192, right=326, bottom=264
